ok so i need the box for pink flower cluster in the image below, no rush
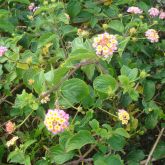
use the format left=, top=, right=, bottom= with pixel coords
left=44, top=109, right=69, bottom=134
left=28, top=3, right=39, bottom=12
left=0, top=46, right=7, bottom=57
left=5, top=121, right=15, bottom=134
left=127, top=6, right=143, bottom=14
left=159, top=11, right=165, bottom=19
left=145, top=29, right=159, bottom=43
left=148, top=7, right=165, bottom=19
left=148, top=8, right=159, bottom=17
left=92, top=32, right=118, bottom=58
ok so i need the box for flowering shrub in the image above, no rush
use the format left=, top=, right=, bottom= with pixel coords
left=0, top=0, right=165, bottom=165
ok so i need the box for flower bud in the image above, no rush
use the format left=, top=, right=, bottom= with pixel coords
left=139, top=15, right=144, bottom=19
left=118, top=14, right=123, bottom=18
left=102, top=24, right=108, bottom=30
left=129, top=27, right=137, bottom=35
left=140, top=70, right=147, bottom=78
left=132, top=37, right=138, bottom=42
left=43, top=1, right=48, bottom=5
left=153, top=20, right=158, bottom=25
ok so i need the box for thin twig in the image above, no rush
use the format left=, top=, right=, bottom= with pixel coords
left=0, top=83, right=23, bottom=104
left=144, top=128, right=164, bottom=165
left=64, top=158, right=93, bottom=165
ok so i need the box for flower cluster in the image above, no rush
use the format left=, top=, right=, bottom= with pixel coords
left=5, top=121, right=15, bottom=134
left=40, top=93, right=50, bottom=104
left=159, top=11, right=165, bottom=19
left=92, top=32, right=118, bottom=58
left=0, top=46, right=7, bottom=57
left=118, top=109, right=130, bottom=125
left=44, top=109, right=69, bottom=134
left=148, top=7, right=165, bottom=19
left=145, top=29, right=159, bottom=43
left=148, top=8, right=159, bottom=17
left=28, top=3, right=39, bottom=12
left=6, top=136, right=18, bottom=147
left=77, top=29, right=89, bottom=38
left=127, top=6, right=143, bottom=14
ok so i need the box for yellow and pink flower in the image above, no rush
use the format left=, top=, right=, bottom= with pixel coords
left=44, top=109, right=69, bottom=134
left=118, top=109, right=130, bottom=125
left=92, top=32, right=118, bottom=58
left=145, top=29, right=159, bottom=43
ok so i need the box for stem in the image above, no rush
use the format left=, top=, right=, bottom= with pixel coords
left=98, top=108, right=118, bottom=118
left=40, top=60, right=98, bottom=100
left=145, top=128, right=164, bottom=165
left=16, top=109, right=35, bottom=128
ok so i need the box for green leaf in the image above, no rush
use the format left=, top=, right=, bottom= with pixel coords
left=61, top=78, right=89, bottom=104
left=0, top=9, right=10, bottom=17
left=109, top=20, right=124, bottom=33
left=49, top=145, right=74, bottom=164
left=14, top=90, right=38, bottom=110
left=153, top=141, right=165, bottom=159
left=118, top=75, right=132, bottom=93
left=129, top=89, right=139, bottom=101
left=37, top=32, right=58, bottom=49
left=65, top=130, right=95, bottom=152
left=108, top=135, right=126, bottom=151
left=22, top=140, right=36, bottom=151
left=94, top=154, right=123, bottom=165
left=127, top=149, right=145, bottom=164
left=145, top=112, right=158, bottom=129
left=118, top=37, right=130, bottom=56
left=8, top=0, right=30, bottom=4
left=89, top=119, right=100, bottom=130
left=115, top=128, right=130, bottom=138
left=8, top=150, right=25, bottom=164
left=106, top=155, right=123, bottom=165
left=33, top=71, right=46, bottom=94
left=93, top=75, right=118, bottom=95
left=0, top=18, right=14, bottom=33
left=143, top=80, right=155, bottom=101
left=121, top=66, right=138, bottom=81
left=67, top=0, right=81, bottom=17
left=81, top=64, right=95, bottom=80
left=80, top=109, right=94, bottom=128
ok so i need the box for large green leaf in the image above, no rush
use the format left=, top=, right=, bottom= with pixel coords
left=108, top=135, right=126, bottom=151
left=65, top=130, right=95, bottom=152
left=109, top=20, right=124, bottom=33
left=93, top=75, right=118, bottom=95
left=114, top=128, right=130, bottom=138
left=49, top=145, right=74, bottom=164
left=61, top=78, right=89, bottom=104
left=143, top=80, right=155, bottom=101
left=67, top=0, right=81, bottom=17
left=127, top=149, right=145, bottom=164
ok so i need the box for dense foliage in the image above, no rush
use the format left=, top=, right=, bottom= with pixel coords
left=0, top=0, right=165, bottom=164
